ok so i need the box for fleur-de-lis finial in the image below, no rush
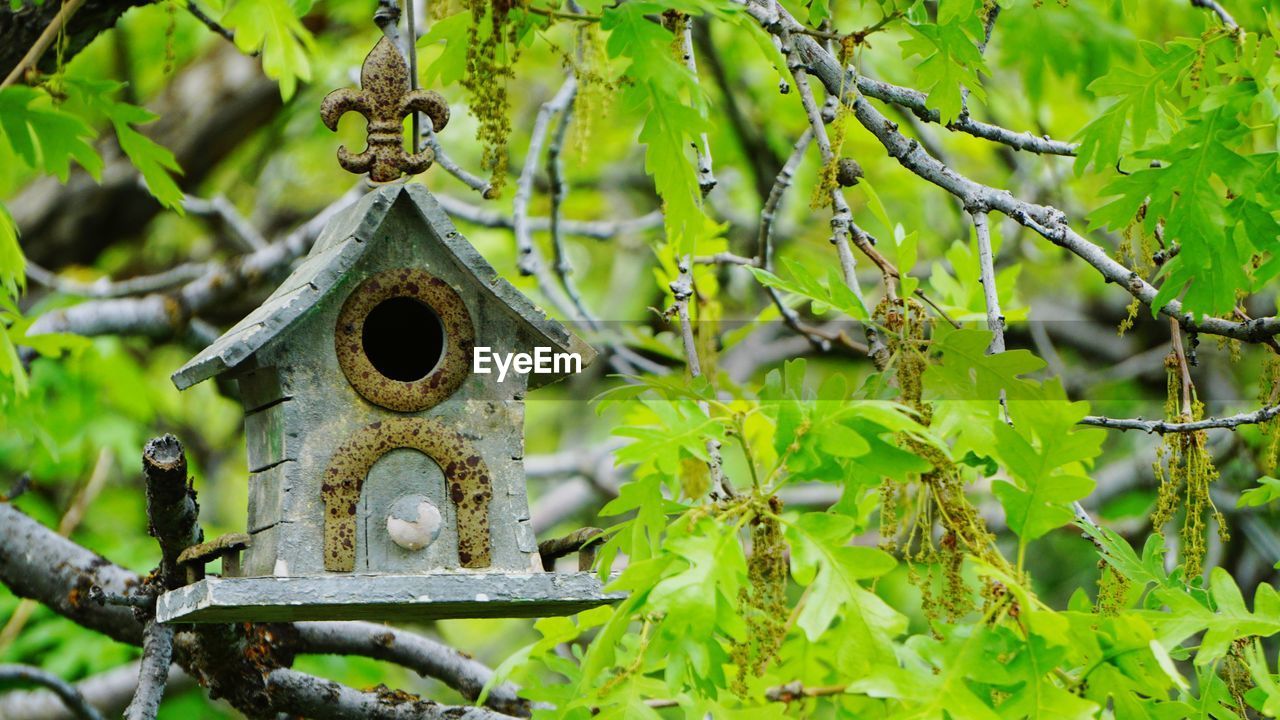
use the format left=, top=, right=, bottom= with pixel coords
left=320, top=36, right=450, bottom=182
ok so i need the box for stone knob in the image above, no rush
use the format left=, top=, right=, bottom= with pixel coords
left=386, top=495, right=442, bottom=551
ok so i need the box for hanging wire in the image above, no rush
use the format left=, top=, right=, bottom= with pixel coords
left=405, top=0, right=421, bottom=154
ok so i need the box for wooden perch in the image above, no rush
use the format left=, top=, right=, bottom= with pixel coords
left=537, top=527, right=603, bottom=571
left=176, top=533, right=251, bottom=583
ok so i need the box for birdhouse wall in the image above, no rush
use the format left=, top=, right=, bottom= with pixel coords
left=233, top=197, right=544, bottom=578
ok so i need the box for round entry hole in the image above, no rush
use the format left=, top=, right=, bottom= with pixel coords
left=362, top=296, right=445, bottom=381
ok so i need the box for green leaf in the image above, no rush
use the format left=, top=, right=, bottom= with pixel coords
left=785, top=512, right=900, bottom=643
left=0, top=202, right=23, bottom=299
left=901, top=17, right=988, bottom=124
left=0, top=86, right=103, bottom=182
left=66, top=79, right=184, bottom=210
left=747, top=257, right=868, bottom=320
left=1239, top=476, right=1280, bottom=508
left=223, top=0, right=315, bottom=100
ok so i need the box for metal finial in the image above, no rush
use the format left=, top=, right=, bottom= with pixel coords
left=320, top=36, right=449, bottom=182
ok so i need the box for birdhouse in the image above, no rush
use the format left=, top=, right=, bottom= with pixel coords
left=155, top=183, right=616, bottom=623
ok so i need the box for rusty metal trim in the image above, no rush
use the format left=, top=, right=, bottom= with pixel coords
left=319, top=36, right=450, bottom=183
left=335, top=267, right=474, bottom=412
left=321, top=417, right=492, bottom=572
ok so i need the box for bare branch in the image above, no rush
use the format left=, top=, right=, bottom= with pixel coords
left=0, top=665, right=104, bottom=720
left=1079, top=406, right=1280, bottom=434
left=421, top=115, right=494, bottom=197
left=670, top=260, right=731, bottom=497
left=1, top=0, right=88, bottom=90
left=855, top=76, right=1079, bottom=156
left=678, top=19, right=717, bottom=195
left=0, top=663, right=193, bottom=720
left=1190, top=0, right=1238, bottom=28
left=514, top=78, right=579, bottom=283
left=263, top=669, right=518, bottom=720
left=545, top=81, right=597, bottom=329
left=123, top=621, right=174, bottom=720
left=779, top=29, right=868, bottom=302
left=434, top=194, right=663, bottom=240
left=27, top=261, right=210, bottom=299
left=292, top=622, right=529, bottom=717
left=28, top=186, right=364, bottom=339
left=182, top=194, right=267, bottom=252
left=736, top=3, right=1280, bottom=345
left=971, top=210, right=1005, bottom=354
left=184, top=2, right=246, bottom=52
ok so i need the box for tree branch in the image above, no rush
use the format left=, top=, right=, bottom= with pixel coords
left=738, top=1, right=1280, bottom=345
left=292, top=622, right=530, bottom=717
left=1079, top=406, right=1280, bottom=433
left=971, top=210, right=1004, bottom=354
left=122, top=621, right=174, bottom=720
left=855, top=75, right=1079, bottom=156
left=142, top=435, right=201, bottom=590
left=27, top=186, right=363, bottom=339
left=263, top=669, right=517, bottom=720
left=0, top=665, right=104, bottom=720
left=433, top=193, right=663, bottom=240
left=0, top=663, right=193, bottom=720
left=1190, top=0, right=1238, bottom=28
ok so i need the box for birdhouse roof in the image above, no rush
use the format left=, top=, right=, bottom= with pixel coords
left=171, top=183, right=595, bottom=390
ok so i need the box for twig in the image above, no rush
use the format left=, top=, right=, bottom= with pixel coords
left=422, top=116, right=494, bottom=197
left=647, top=680, right=847, bottom=708
left=678, top=19, right=717, bottom=195
left=544, top=79, right=597, bottom=329
left=737, top=7, right=1280, bottom=345
left=26, top=261, right=210, bottom=299
left=434, top=193, right=663, bottom=239
left=292, top=622, right=530, bottom=716
left=854, top=76, right=1078, bottom=156
left=971, top=210, right=1004, bottom=353
left=670, top=259, right=731, bottom=497
left=263, top=668, right=519, bottom=720
left=1, top=0, right=88, bottom=90
left=0, top=665, right=104, bottom=720
left=182, top=194, right=267, bottom=251
left=1078, top=406, right=1280, bottom=434
left=185, top=1, right=249, bottom=52
left=512, top=78, right=578, bottom=287
left=1190, top=0, right=1238, bottom=28
left=0, top=662, right=193, bottom=720
left=758, top=129, right=811, bottom=269
left=779, top=29, right=870, bottom=303
left=123, top=621, right=174, bottom=720
left=28, top=186, right=364, bottom=339
left=1169, top=317, right=1194, bottom=418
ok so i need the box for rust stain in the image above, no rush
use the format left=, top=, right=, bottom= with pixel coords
left=335, top=267, right=474, bottom=412
left=319, top=36, right=451, bottom=182
left=321, top=416, right=492, bottom=571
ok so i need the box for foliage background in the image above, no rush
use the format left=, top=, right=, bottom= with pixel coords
left=0, top=0, right=1279, bottom=717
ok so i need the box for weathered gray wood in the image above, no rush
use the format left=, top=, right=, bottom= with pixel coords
left=244, top=400, right=298, bottom=472
left=156, top=573, right=621, bottom=623
left=236, top=366, right=289, bottom=413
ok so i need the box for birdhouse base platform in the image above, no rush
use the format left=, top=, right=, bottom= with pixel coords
left=156, top=572, right=622, bottom=623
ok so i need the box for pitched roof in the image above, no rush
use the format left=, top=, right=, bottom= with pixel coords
left=172, top=183, right=595, bottom=391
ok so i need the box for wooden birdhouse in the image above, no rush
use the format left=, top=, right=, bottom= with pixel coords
left=155, top=183, right=615, bottom=623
